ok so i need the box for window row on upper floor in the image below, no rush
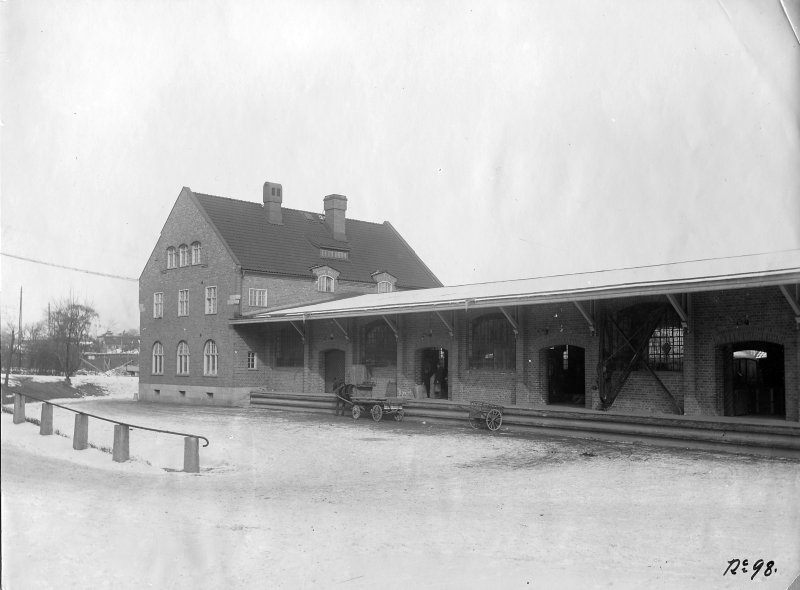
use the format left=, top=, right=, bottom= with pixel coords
left=166, top=242, right=203, bottom=269
left=152, top=286, right=217, bottom=318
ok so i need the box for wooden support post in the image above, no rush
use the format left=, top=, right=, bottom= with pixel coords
left=113, top=424, right=130, bottom=463
left=184, top=436, right=200, bottom=473
left=40, top=403, right=53, bottom=435
left=13, top=393, right=26, bottom=424
left=73, top=413, right=89, bottom=450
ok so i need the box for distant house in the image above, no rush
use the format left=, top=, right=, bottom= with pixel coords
left=138, top=183, right=441, bottom=405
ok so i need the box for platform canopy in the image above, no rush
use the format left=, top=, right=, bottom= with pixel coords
left=230, top=250, right=800, bottom=325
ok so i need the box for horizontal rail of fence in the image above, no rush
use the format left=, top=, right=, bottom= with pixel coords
left=9, top=392, right=208, bottom=473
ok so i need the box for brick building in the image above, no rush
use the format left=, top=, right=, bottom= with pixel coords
left=233, top=251, right=800, bottom=423
left=140, top=186, right=799, bottom=424
left=138, top=184, right=441, bottom=405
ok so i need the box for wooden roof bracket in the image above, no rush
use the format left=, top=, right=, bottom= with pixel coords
left=572, top=301, right=596, bottom=335
left=498, top=306, right=519, bottom=339
left=434, top=310, right=454, bottom=338
left=665, top=293, right=689, bottom=331
left=778, top=285, right=800, bottom=330
left=332, top=318, right=350, bottom=341
left=289, top=320, right=305, bottom=342
left=382, top=315, right=399, bottom=340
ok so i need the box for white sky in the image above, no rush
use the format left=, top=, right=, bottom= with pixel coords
left=1, top=0, right=799, bottom=332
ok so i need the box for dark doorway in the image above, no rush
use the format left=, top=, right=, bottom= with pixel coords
left=323, top=349, right=345, bottom=393
left=547, top=345, right=585, bottom=406
left=724, top=341, right=784, bottom=417
left=420, top=347, right=448, bottom=399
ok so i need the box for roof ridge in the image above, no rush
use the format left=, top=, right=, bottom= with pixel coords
left=194, top=192, right=388, bottom=226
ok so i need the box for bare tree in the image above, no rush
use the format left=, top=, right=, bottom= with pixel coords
left=50, top=295, right=98, bottom=382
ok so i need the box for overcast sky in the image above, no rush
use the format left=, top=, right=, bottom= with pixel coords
left=2, top=0, right=799, bottom=332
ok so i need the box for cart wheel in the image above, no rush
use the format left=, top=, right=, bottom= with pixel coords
left=394, top=409, right=404, bottom=422
left=486, top=409, right=503, bottom=431
left=371, top=404, right=383, bottom=422
left=352, top=405, right=362, bottom=420
left=468, top=416, right=480, bottom=430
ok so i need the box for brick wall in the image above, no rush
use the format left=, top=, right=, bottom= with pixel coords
left=139, top=188, right=244, bottom=403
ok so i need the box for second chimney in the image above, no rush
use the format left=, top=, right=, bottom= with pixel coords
left=263, top=181, right=283, bottom=225
left=323, top=194, right=347, bottom=241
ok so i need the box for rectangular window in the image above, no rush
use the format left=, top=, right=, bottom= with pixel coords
left=249, top=288, right=267, bottom=307
left=153, top=292, right=163, bottom=318
left=178, top=289, right=189, bottom=316
left=320, top=249, right=349, bottom=260
left=205, top=286, right=217, bottom=314
left=247, top=351, right=257, bottom=369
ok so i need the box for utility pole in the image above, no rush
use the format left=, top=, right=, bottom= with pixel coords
left=17, top=286, right=23, bottom=372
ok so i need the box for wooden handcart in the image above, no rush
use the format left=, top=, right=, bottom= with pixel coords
left=468, top=401, right=503, bottom=431
left=335, top=384, right=405, bottom=423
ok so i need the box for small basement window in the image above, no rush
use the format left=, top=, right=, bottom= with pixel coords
left=179, top=390, right=186, bottom=397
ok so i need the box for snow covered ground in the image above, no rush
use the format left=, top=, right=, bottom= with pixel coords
left=2, top=377, right=799, bottom=589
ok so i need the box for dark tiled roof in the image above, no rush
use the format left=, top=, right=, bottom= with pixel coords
left=192, top=191, right=441, bottom=289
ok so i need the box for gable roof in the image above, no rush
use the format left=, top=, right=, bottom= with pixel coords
left=190, top=190, right=441, bottom=289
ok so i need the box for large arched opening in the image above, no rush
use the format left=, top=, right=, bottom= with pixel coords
left=721, top=341, right=785, bottom=418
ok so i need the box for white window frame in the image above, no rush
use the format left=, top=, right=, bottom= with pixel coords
left=178, top=289, right=189, bottom=316
left=178, top=244, right=189, bottom=267
left=248, top=288, right=267, bottom=307
left=166, top=247, right=177, bottom=269
left=177, top=341, right=190, bottom=375
left=153, top=292, right=163, bottom=318
left=191, top=242, right=202, bottom=265
left=377, top=281, right=393, bottom=293
left=318, top=275, right=335, bottom=293
left=247, top=351, right=257, bottom=370
left=152, top=342, right=163, bottom=375
left=204, top=340, right=218, bottom=376
left=205, top=286, right=217, bottom=315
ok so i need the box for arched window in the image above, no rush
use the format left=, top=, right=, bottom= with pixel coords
left=177, top=341, right=190, bottom=375
left=178, top=244, right=189, bottom=267
left=318, top=274, right=335, bottom=293
left=203, top=340, right=218, bottom=376
left=377, top=281, right=393, bottom=293
left=152, top=342, right=163, bottom=375
left=276, top=326, right=303, bottom=366
left=166, top=247, right=177, bottom=269
left=191, top=241, right=202, bottom=265
left=469, top=313, right=515, bottom=370
left=363, top=321, right=396, bottom=367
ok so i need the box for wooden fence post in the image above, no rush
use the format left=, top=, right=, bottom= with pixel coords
left=40, top=403, right=53, bottom=435
left=113, top=424, right=130, bottom=462
left=184, top=436, right=200, bottom=473
left=73, top=413, right=89, bottom=450
left=13, top=393, right=25, bottom=424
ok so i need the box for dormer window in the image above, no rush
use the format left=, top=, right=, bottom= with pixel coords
left=178, top=244, right=189, bottom=267
left=191, top=242, right=202, bottom=265
left=371, top=271, right=397, bottom=294
left=311, top=265, right=340, bottom=293
left=166, top=247, right=177, bottom=269
left=318, top=275, right=335, bottom=293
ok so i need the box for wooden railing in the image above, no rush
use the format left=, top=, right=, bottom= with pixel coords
left=10, top=393, right=209, bottom=472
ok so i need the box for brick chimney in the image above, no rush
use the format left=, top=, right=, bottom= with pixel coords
left=263, top=181, right=283, bottom=225
left=323, top=194, right=347, bottom=241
